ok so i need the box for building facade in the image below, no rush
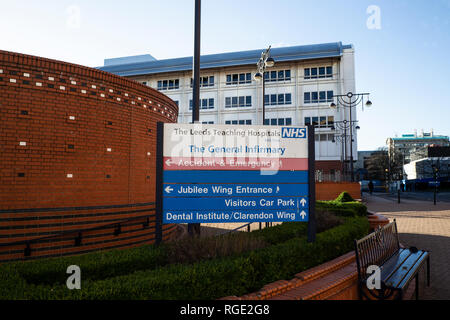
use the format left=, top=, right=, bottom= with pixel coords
left=387, top=130, right=450, bottom=165
left=99, top=42, right=358, bottom=176
left=0, top=49, right=178, bottom=262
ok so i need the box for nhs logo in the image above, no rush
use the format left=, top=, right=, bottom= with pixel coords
left=281, top=127, right=307, bottom=139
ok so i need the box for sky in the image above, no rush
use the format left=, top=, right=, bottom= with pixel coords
left=1, top=0, right=449, bottom=151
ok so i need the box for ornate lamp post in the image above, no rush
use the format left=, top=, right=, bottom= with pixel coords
left=330, top=92, right=372, bottom=182
left=332, top=120, right=360, bottom=180
left=254, top=46, right=275, bottom=125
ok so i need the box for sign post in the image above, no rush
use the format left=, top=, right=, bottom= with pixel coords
left=155, top=123, right=316, bottom=242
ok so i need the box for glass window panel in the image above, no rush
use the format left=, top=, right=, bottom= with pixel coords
left=304, top=68, right=310, bottom=79
left=319, top=67, right=326, bottom=78
left=168, top=80, right=174, bottom=89
left=278, top=70, right=284, bottom=81
left=264, top=95, right=270, bottom=104
left=232, top=97, right=238, bottom=107
left=175, top=79, right=179, bottom=88
left=271, top=118, right=277, bottom=126
left=278, top=118, right=285, bottom=125
left=189, top=100, right=193, bottom=110
left=209, top=76, right=214, bottom=86
left=246, top=120, right=252, bottom=125
left=225, top=97, right=231, bottom=108
left=304, top=92, right=311, bottom=103
left=326, top=66, right=332, bottom=77
left=286, top=118, right=292, bottom=125
left=327, top=91, right=334, bottom=102
left=285, top=93, right=292, bottom=104
left=162, top=80, right=168, bottom=89
left=225, top=120, right=231, bottom=124
left=320, top=116, right=327, bottom=127
left=315, top=134, right=320, bottom=141
left=264, top=72, right=269, bottom=80
left=239, top=120, right=245, bottom=125
left=239, top=74, right=245, bottom=83
left=270, top=71, right=277, bottom=81
left=246, top=73, right=251, bottom=82
left=304, top=117, right=311, bottom=126
left=226, top=75, right=231, bottom=84
left=232, top=74, right=238, bottom=84
left=157, top=81, right=162, bottom=89
left=202, top=99, right=208, bottom=108
left=327, top=116, right=334, bottom=128
left=285, top=70, right=291, bottom=80
left=209, top=98, right=214, bottom=108
left=271, top=94, right=277, bottom=105
left=312, top=117, right=319, bottom=126
left=278, top=94, right=284, bottom=105
left=319, top=91, right=326, bottom=102
left=246, top=96, right=252, bottom=106
left=264, top=119, right=270, bottom=125
left=312, top=92, right=318, bottom=102
left=232, top=120, right=238, bottom=125
left=311, top=68, right=318, bottom=78
left=239, top=96, right=245, bottom=107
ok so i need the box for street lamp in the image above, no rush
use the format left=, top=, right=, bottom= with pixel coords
left=254, top=46, right=275, bottom=125
left=332, top=120, right=359, bottom=180
left=330, top=92, right=372, bottom=182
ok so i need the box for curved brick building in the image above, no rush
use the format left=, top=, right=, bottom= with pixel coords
left=0, top=50, right=179, bottom=262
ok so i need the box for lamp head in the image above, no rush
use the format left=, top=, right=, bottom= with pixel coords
left=254, top=72, right=263, bottom=81
left=330, top=102, right=337, bottom=109
left=265, top=57, right=275, bottom=68
left=365, top=100, right=372, bottom=107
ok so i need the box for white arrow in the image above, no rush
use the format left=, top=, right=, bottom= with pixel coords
left=165, top=159, right=173, bottom=167
left=300, top=198, right=307, bottom=207
left=276, top=186, right=280, bottom=193
left=300, top=211, right=307, bottom=219
left=165, top=186, right=174, bottom=194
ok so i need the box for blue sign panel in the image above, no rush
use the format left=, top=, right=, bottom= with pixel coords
left=163, top=209, right=309, bottom=224
left=163, top=183, right=309, bottom=197
left=164, top=196, right=308, bottom=211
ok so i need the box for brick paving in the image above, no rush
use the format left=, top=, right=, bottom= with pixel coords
left=364, top=193, right=450, bottom=300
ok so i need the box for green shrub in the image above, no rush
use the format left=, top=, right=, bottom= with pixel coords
left=0, top=217, right=369, bottom=300
left=335, top=191, right=355, bottom=203
left=316, top=200, right=367, bottom=217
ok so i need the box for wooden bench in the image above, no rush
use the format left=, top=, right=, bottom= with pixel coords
left=354, top=220, right=430, bottom=300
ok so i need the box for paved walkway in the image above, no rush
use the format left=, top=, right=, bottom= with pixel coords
left=364, top=193, right=450, bottom=300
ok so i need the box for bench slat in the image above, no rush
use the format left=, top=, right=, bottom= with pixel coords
left=384, top=250, right=428, bottom=288
left=396, top=251, right=429, bottom=289
left=380, top=248, right=412, bottom=281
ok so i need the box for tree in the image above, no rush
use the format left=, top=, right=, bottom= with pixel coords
left=365, top=147, right=403, bottom=182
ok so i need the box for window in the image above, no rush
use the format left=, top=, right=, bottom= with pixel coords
left=189, top=98, right=215, bottom=110
left=327, top=91, right=334, bottom=102
left=225, top=96, right=252, bottom=108
left=304, top=66, right=332, bottom=80
left=264, top=93, right=293, bottom=106
left=304, top=92, right=311, bottom=104
left=191, top=76, right=215, bottom=88
left=304, top=116, right=335, bottom=128
left=202, top=121, right=214, bottom=124
left=319, top=91, right=326, bottom=103
left=225, top=119, right=252, bottom=125
left=265, top=117, right=292, bottom=126
left=157, top=79, right=179, bottom=91
left=304, top=91, right=334, bottom=104
left=226, top=73, right=252, bottom=85
left=266, top=69, right=291, bottom=82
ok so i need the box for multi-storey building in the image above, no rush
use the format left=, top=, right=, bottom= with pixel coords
left=99, top=42, right=357, bottom=176
left=387, top=130, right=450, bottom=164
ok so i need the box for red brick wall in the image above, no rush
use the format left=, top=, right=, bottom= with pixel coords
left=316, top=182, right=362, bottom=201
left=0, top=50, right=178, bottom=262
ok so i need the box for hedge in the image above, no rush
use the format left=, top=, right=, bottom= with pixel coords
left=0, top=217, right=369, bottom=300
